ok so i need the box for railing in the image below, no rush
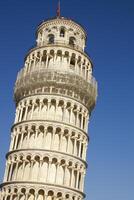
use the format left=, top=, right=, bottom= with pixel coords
left=27, top=40, right=83, bottom=54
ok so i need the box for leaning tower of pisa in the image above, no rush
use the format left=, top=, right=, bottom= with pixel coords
left=0, top=17, right=97, bottom=200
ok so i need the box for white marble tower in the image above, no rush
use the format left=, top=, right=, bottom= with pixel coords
left=0, top=16, right=97, bottom=200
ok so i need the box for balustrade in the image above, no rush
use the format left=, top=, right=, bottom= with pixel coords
left=18, top=47, right=93, bottom=83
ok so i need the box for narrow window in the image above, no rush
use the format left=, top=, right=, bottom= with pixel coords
left=60, top=27, right=65, bottom=37
left=48, top=34, right=55, bottom=44
left=69, top=37, right=76, bottom=47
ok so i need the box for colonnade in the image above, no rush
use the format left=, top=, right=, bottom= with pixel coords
left=10, top=123, right=88, bottom=160
left=1, top=186, right=83, bottom=200
left=5, top=154, right=85, bottom=191
left=18, top=48, right=92, bottom=83
left=14, top=97, right=89, bottom=132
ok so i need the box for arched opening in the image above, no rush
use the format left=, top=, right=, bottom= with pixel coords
left=60, top=27, right=65, bottom=37
left=37, top=190, right=45, bottom=200
left=47, top=191, right=54, bottom=200
left=29, top=189, right=35, bottom=200
left=40, top=157, right=49, bottom=182
left=48, top=34, right=55, bottom=44
left=69, top=37, right=76, bottom=47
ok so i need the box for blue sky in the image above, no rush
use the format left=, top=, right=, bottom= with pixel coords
left=0, top=0, right=134, bottom=199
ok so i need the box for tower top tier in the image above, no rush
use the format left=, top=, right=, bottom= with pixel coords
left=36, top=17, right=87, bottom=52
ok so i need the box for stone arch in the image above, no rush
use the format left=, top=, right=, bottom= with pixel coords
left=23, top=159, right=30, bottom=181
left=41, top=99, right=48, bottom=118
left=60, top=26, right=66, bottom=37
left=64, top=104, right=70, bottom=123
left=47, top=191, right=54, bottom=200
left=61, top=133, right=67, bottom=152
left=28, top=189, right=35, bottom=200
left=65, top=194, right=70, bottom=200
left=48, top=99, right=55, bottom=120
left=48, top=50, right=55, bottom=68
left=57, top=100, right=63, bottom=121
left=41, top=50, right=47, bottom=67
left=68, top=136, right=73, bottom=154
left=21, top=132, right=27, bottom=149
left=20, top=188, right=26, bottom=200
left=45, top=127, right=52, bottom=149
left=82, top=59, right=86, bottom=77
left=40, top=157, right=49, bottom=182
left=48, top=34, right=55, bottom=44
left=32, top=99, right=39, bottom=119
left=10, top=162, right=16, bottom=181
left=69, top=36, right=76, bottom=47
left=31, top=156, right=40, bottom=181
left=64, top=166, right=71, bottom=186
left=36, top=130, right=43, bottom=148
left=73, top=170, right=77, bottom=188
left=53, top=131, right=60, bottom=151
left=62, top=52, right=69, bottom=69
left=27, top=100, right=33, bottom=118
left=48, top=158, right=57, bottom=183
left=71, top=107, right=76, bottom=125
left=55, top=50, right=62, bottom=68
left=76, top=140, right=80, bottom=157
left=29, top=131, right=35, bottom=148
left=70, top=53, right=76, bottom=70
left=56, top=163, right=64, bottom=185
left=37, top=190, right=45, bottom=200
left=16, top=162, right=23, bottom=180
left=16, top=133, right=21, bottom=149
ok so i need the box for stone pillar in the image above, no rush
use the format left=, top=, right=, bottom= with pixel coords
left=30, top=101, right=35, bottom=120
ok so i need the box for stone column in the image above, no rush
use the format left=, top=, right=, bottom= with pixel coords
left=46, top=159, right=52, bottom=182
left=59, top=131, right=64, bottom=151
left=70, top=167, right=75, bottom=187
left=42, top=128, right=47, bottom=148
left=30, top=101, right=35, bottom=120
left=19, top=105, right=23, bottom=122
left=51, top=127, right=56, bottom=150
left=69, top=105, right=74, bottom=124
left=14, top=160, right=19, bottom=180
left=76, top=169, right=80, bottom=189
left=39, top=99, right=43, bottom=118
left=73, top=137, right=77, bottom=155
left=81, top=111, right=84, bottom=129
left=24, top=101, right=29, bottom=121
left=8, top=162, right=13, bottom=181
left=55, top=162, right=60, bottom=183
left=45, top=53, right=49, bottom=68
left=78, top=139, right=82, bottom=158
left=14, top=133, right=19, bottom=150
left=66, top=132, right=71, bottom=153
left=3, top=162, right=9, bottom=182
left=29, top=159, right=34, bottom=180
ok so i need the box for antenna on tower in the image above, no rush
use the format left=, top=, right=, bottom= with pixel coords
left=56, top=0, right=61, bottom=18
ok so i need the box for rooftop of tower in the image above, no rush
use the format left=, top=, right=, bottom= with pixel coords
left=37, top=17, right=87, bottom=39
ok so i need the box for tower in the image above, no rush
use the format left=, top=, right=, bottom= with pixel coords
left=0, top=17, right=97, bottom=200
